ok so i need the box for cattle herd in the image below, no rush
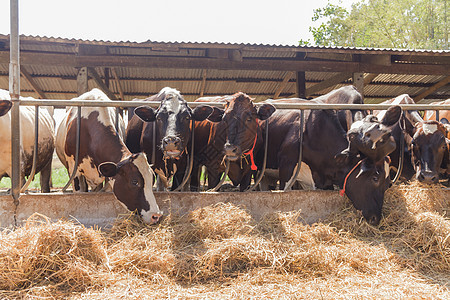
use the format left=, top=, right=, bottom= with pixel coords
left=0, top=86, right=448, bottom=226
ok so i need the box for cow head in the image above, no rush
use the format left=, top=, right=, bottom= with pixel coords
left=411, top=120, right=448, bottom=184
left=0, top=100, right=12, bottom=117
left=98, top=153, right=163, bottom=224
left=211, top=92, right=275, bottom=161
left=134, top=87, right=213, bottom=159
left=337, top=106, right=401, bottom=163
left=343, top=156, right=391, bottom=226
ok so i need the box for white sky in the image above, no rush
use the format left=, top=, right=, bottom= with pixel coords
left=0, top=0, right=356, bottom=45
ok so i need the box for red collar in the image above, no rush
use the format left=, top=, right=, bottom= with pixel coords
left=242, top=120, right=259, bottom=171
left=339, top=159, right=364, bottom=196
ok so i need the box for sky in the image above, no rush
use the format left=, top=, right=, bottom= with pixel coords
left=0, top=0, right=356, bottom=46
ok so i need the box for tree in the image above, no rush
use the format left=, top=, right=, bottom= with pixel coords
left=301, top=0, right=449, bottom=50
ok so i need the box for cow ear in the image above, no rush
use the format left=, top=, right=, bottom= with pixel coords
left=134, top=106, right=156, bottom=122
left=380, top=105, right=402, bottom=126
left=0, top=100, right=12, bottom=117
left=98, top=162, right=118, bottom=177
left=354, top=111, right=365, bottom=122
left=192, top=105, right=214, bottom=121
left=257, top=104, right=276, bottom=120
left=207, top=107, right=224, bottom=122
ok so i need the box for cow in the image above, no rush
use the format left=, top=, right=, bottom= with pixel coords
left=190, top=92, right=276, bottom=192
left=125, top=87, right=214, bottom=191
left=255, top=86, right=395, bottom=225
left=422, top=99, right=450, bottom=183
left=55, top=88, right=162, bottom=224
left=0, top=89, right=54, bottom=193
left=371, top=95, right=424, bottom=181
left=410, top=120, right=449, bottom=184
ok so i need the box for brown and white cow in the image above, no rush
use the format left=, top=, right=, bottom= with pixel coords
left=126, top=87, right=214, bottom=190
left=56, top=88, right=162, bottom=224
left=190, top=92, right=275, bottom=191
left=0, top=89, right=55, bottom=192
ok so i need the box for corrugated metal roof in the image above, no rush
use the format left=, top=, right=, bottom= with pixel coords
left=0, top=34, right=448, bottom=103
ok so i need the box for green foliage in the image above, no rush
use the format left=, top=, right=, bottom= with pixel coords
left=305, top=0, right=449, bottom=49
left=0, top=168, right=70, bottom=190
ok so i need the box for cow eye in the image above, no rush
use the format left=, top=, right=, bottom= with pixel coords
left=131, top=179, right=140, bottom=187
left=372, top=174, right=380, bottom=183
left=365, top=132, right=371, bottom=138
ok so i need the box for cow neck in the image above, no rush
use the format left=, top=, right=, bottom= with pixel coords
left=242, top=120, right=259, bottom=171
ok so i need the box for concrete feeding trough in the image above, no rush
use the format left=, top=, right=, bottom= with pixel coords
left=0, top=190, right=347, bottom=228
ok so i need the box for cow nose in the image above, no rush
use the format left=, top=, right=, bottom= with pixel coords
left=224, top=142, right=240, bottom=159
left=367, top=214, right=380, bottom=226
left=150, top=213, right=163, bottom=224
left=162, top=136, right=181, bottom=148
left=417, top=171, right=439, bottom=184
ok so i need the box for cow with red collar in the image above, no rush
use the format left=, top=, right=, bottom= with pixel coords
left=56, top=89, right=162, bottom=224
left=190, top=92, right=276, bottom=191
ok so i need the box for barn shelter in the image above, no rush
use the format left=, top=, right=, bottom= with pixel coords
left=0, top=34, right=449, bottom=103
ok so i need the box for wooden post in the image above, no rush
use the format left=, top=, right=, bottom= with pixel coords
left=77, top=67, right=88, bottom=96
left=353, top=72, right=364, bottom=98
left=296, top=71, right=306, bottom=99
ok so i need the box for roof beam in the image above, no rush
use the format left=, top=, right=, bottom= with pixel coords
left=87, top=67, right=118, bottom=100
left=364, top=73, right=378, bottom=85
left=111, top=68, right=124, bottom=100
left=199, top=69, right=207, bottom=97
left=273, top=71, right=294, bottom=98
left=413, top=76, right=450, bottom=102
left=1, top=51, right=448, bottom=75
left=20, top=67, right=47, bottom=99
left=306, top=72, right=352, bottom=97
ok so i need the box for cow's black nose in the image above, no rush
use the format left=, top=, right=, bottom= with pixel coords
left=418, top=171, right=439, bottom=184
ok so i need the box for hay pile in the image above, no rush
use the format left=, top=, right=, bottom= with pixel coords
left=0, top=182, right=449, bottom=299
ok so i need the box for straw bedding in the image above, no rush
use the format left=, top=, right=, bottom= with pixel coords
left=0, top=181, right=448, bottom=299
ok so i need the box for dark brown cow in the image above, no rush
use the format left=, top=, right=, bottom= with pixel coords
left=256, top=86, right=393, bottom=225
left=190, top=92, right=275, bottom=191
left=56, top=89, right=162, bottom=224
left=126, top=87, right=214, bottom=190
left=411, top=120, right=449, bottom=184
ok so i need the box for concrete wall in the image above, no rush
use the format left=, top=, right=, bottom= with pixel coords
left=0, top=190, right=348, bottom=228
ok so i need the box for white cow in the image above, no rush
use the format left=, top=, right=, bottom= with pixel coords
left=0, top=89, right=55, bottom=192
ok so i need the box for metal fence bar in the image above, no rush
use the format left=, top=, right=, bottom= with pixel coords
left=10, top=99, right=450, bottom=197
left=9, top=0, right=20, bottom=203
left=18, top=99, right=450, bottom=111
left=62, top=107, right=82, bottom=192
left=20, top=106, right=39, bottom=192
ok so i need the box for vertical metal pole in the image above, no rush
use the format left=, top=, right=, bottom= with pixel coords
left=9, top=0, right=20, bottom=203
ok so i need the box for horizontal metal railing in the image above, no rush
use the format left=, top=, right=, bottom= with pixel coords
left=9, top=99, right=450, bottom=199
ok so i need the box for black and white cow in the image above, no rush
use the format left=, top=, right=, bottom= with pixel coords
left=126, top=87, right=214, bottom=190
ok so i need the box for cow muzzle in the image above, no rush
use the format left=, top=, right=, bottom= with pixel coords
left=141, top=210, right=164, bottom=225
left=162, top=136, right=182, bottom=158
left=417, top=170, right=439, bottom=184
left=224, top=142, right=241, bottom=161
